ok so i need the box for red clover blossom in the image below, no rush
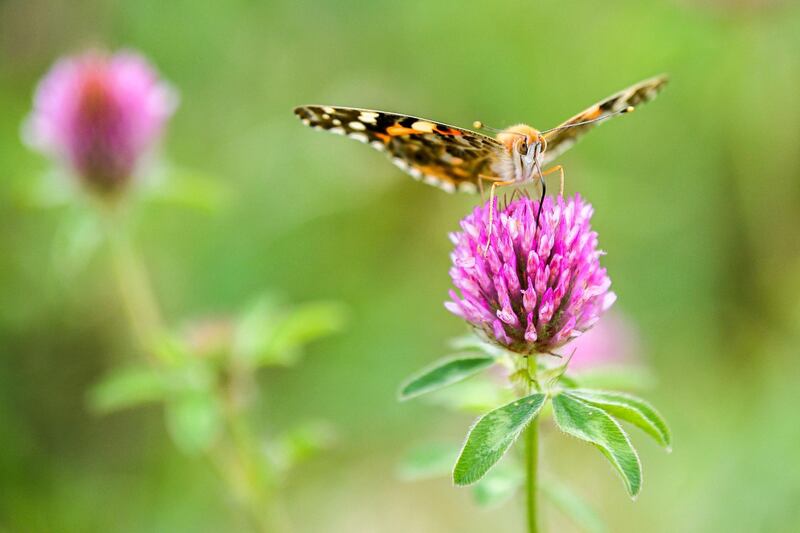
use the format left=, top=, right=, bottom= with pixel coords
left=24, top=50, right=177, bottom=194
left=446, top=194, right=615, bottom=355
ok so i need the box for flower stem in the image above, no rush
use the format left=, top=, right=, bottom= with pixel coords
left=99, top=204, right=287, bottom=531
left=104, top=209, right=163, bottom=354
left=526, top=417, right=539, bottom=533
left=221, top=387, right=292, bottom=533
left=525, top=355, right=539, bottom=533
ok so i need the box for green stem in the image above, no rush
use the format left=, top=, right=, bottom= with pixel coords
left=526, top=417, right=539, bottom=533
left=221, top=391, right=291, bottom=533
left=525, top=356, right=539, bottom=533
left=100, top=204, right=287, bottom=531
left=104, top=210, right=163, bottom=354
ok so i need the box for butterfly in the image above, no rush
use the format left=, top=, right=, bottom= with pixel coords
left=294, top=75, right=667, bottom=199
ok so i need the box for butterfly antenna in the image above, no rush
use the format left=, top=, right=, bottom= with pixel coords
left=473, top=121, right=526, bottom=137
left=540, top=105, right=634, bottom=135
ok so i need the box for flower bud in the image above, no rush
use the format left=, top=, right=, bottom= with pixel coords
left=24, top=50, right=177, bottom=195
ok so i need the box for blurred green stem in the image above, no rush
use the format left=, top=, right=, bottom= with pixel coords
left=104, top=208, right=163, bottom=355
left=526, top=356, right=539, bottom=533
left=100, top=204, right=287, bottom=532
left=221, top=384, right=290, bottom=533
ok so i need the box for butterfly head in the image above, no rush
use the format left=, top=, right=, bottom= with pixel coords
left=496, top=124, right=545, bottom=183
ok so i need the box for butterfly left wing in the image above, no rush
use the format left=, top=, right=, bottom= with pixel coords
left=542, top=74, right=668, bottom=165
left=294, top=105, right=503, bottom=193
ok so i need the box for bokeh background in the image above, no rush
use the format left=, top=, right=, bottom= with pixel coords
left=2, top=0, right=800, bottom=531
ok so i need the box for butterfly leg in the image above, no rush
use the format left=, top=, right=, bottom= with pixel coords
left=542, top=165, right=565, bottom=196
left=483, top=179, right=516, bottom=255
left=478, top=174, right=503, bottom=202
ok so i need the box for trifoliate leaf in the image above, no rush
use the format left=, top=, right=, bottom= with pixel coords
left=570, top=389, right=672, bottom=450
left=165, top=390, right=222, bottom=455
left=552, top=393, right=642, bottom=498
left=88, top=365, right=168, bottom=414
left=234, top=298, right=346, bottom=367
left=267, top=420, right=337, bottom=472
left=453, top=393, right=547, bottom=486
left=398, top=354, right=495, bottom=401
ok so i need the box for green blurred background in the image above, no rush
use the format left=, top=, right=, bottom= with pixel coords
left=2, top=0, right=800, bottom=531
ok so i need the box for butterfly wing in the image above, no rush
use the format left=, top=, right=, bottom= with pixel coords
left=294, top=106, right=502, bottom=193
left=542, top=74, right=668, bottom=165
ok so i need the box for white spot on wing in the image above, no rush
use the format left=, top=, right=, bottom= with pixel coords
left=392, top=158, right=409, bottom=171
left=458, top=182, right=478, bottom=194
left=423, top=175, right=439, bottom=187
left=359, top=112, right=379, bottom=124
left=371, top=141, right=385, bottom=151
left=349, top=132, right=368, bottom=143
left=322, top=106, right=336, bottom=114
left=439, top=180, right=456, bottom=193
left=349, top=121, right=366, bottom=131
left=411, top=120, right=436, bottom=133
left=332, top=118, right=342, bottom=126
left=328, top=127, right=345, bottom=135
left=301, top=118, right=311, bottom=126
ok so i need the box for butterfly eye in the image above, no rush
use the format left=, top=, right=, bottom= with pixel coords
left=519, top=141, right=529, bottom=156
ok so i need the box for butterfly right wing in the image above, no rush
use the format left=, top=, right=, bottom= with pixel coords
left=542, top=74, right=668, bottom=165
left=294, top=105, right=503, bottom=193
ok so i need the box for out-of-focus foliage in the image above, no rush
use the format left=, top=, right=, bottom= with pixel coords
left=2, top=0, right=800, bottom=531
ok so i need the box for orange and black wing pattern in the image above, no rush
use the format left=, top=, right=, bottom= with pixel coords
left=542, top=75, right=668, bottom=165
left=293, top=106, right=502, bottom=193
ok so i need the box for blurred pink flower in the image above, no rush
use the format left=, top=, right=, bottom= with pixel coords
left=565, top=311, right=639, bottom=371
left=24, top=50, right=177, bottom=194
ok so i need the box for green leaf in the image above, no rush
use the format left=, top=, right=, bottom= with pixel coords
left=151, top=332, right=192, bottom=365
left=233, top=297, right=279, bottom=361
left=541, top=478, right=607, bottom=533
left=266, top=420, right=337, bottom=472
left=88, top=366, right=168, bottom=414
left=267, top=302, right=347, bottom=364
left=552, top=393, right=642, bottom=498
left=234, top=299, right=346, bottom=367
left=472, top=460, right=523, bottom=507
left=398, top=354, right=496, bottom=401
left=453, top=393, right=547, bottom=486
left=165, top=391, right=222, bottom=455
left=570, top=389, right=672, bottom=450
left=397, top=442, right=459, bottom=481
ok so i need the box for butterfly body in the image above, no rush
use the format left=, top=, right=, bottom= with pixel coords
left=294, top=74, right=667, bottom=194
left=492, top=124, right=546, bottom=186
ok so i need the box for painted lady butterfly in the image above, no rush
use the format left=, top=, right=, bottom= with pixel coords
left=294, top=75, right=667, bottom=196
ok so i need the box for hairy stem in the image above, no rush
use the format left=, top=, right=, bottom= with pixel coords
left=526, top=356, right=539, bottom=533
left=526, top=418, right=539, bottom=533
